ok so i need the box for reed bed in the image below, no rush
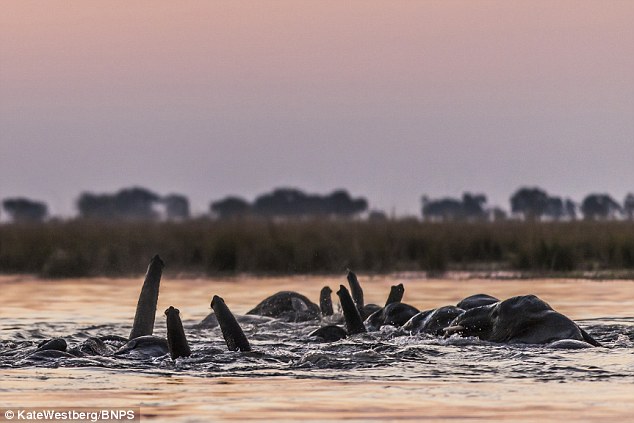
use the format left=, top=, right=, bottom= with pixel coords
left=0, top=219, right=633, bottom=277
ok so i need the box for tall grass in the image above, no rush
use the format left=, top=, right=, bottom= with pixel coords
left=0, top=219, right=633, bottom=277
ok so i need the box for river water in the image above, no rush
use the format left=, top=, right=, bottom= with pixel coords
left=1, top=275, right=633, bottom=421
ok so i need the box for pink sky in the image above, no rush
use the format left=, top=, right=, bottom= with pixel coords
left=1, top=1, right=633, bottom=216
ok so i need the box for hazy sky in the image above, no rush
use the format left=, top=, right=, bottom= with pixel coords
left=1, top=1, right=633, bottom=217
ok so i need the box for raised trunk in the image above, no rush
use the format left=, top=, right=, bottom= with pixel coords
left=211, top=295, right=251, bottom=352
left=129, top=255, right=163, bottom=340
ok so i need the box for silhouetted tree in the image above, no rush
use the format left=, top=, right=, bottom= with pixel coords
left=77, top=187, right=161, bottom=220
left=163, top=194, right=190, bottom=220
left=422, top=196, right=463, bottom=221
left=77, top=193, right=115, bottom=219
left=624, top=194, right=634, bottom=220
left=251, top=188, right=367, bottom=218
left=324, top=190, right=368, bottom=217
left=421, top=192, right=487, bottom=221
left=544, top=197, right=564, bottom=221
left=461, top=193, right=487, bottom=220
left=580, top=194, right=621, bottom=220
left=510, top=187, right=549, bottom=220
left=113, top=187, right=160, bottom=219
left=2, top=198, right=48, bottom=222
left=211, top=196, right=251, bottom=219
left=254, top=188, right=313, bottom=217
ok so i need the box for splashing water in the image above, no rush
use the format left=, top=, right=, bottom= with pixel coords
left=1, top=276, right=633, bottom=421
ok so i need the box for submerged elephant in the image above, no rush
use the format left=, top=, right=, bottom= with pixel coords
left=246, top=291, right=321, bottom=322
left=443, top=295, right=601, bottom=346
left=403, top=305, right=465, bottom=336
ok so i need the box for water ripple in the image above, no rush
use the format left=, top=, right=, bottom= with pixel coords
left=1, top=318, right=632, bottom=385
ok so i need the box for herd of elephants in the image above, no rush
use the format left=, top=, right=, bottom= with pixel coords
left=18, top=254, right=606, bottom=362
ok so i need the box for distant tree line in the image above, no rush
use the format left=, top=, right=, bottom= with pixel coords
left=421, top=187, right=633, bottom=222
left=76, top=187, right=190, bottom=221
left=1, top=198, right=48, bottom=222
left=510, top=187, right=577, bottom=221
left=2, top=186, right=633, bottom=223
left=210, top=188, right=368, bottom=219
left=422, top=193, right=493, bottom=221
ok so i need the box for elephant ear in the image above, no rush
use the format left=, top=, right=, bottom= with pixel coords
left=579, top=327, right=601, bottom=347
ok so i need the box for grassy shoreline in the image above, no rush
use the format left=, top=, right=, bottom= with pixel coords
left=0, top=219, right=633, bottom=278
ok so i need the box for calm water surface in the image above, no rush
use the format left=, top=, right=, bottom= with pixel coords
left=1, top=275, right=633, bottom=421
